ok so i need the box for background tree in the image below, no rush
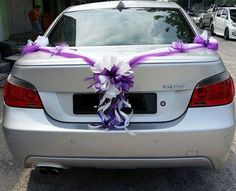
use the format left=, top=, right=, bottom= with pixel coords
left=214, top=0, right=236, bottom=4
left=173, top=0, right=236, bottom=9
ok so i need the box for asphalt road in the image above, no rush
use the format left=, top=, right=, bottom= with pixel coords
left=0, top=36, right=236, bottom=191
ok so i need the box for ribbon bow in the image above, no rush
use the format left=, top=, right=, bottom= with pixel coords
left=171, top=41, right=188, bottom=52
left=22, top=36, right=49, bottom=55
left=87, top=56, right=134, bottom=129
left=51, top=43, right=69, bottom=57
left=194, top=30, right=218, bottom=50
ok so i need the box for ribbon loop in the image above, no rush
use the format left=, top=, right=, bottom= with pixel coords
left=194, top=30, right=218, bottom=50
left=22, top=36, right=49, bottom=55
left=171, top=41, right=188, bottom=52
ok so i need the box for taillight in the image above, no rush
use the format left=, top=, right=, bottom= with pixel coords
left=189, top=72, right=235, bottom=107
left=3, top=75, right=43, bottom=108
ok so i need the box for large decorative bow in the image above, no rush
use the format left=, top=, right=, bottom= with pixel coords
left=194, top=30, right=218, bottom=50
left=86, top=56, right=134, bottom=129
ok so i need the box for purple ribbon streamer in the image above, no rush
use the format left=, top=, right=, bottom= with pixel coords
left=194, top=35, right=218, bottom=51
left=22, top=45, right=95, bottom=66
left=22, top=34, right=218, bottom=69
left=86, top=63, right=134, bottom=129
left=22, top=43, right=40, bottom=55
left=129, top=34, right=218, bottom=67
left=129, top=49, right=179, bottom=68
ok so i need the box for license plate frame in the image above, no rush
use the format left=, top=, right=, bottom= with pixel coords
left=73, top=93, right=157, bottom=114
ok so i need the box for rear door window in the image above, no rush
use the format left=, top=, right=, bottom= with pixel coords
left=216, top=10, right=222, bottom=17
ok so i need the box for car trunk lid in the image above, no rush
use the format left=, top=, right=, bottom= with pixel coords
left=12, top=45, right=225, bottom=123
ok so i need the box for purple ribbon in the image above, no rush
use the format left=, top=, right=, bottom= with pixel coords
left=86, top=62, right=134, bottom=129
left=129, top=48, right=179, bottom=67
left=22, top=44, right=95, bottom=66
left=22, top=43, right=40, bottom=55
left=96, top=93, right=130, bottom=129
left=129, top=34, right=218, bottom=67
left=194, top=34, right=218, bottom=51
left=91, top=65, right=134, bottom=92
left=171, top=41, right=187, bottom=52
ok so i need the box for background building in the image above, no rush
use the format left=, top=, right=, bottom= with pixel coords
left=0, top=0, right=99, bottom=41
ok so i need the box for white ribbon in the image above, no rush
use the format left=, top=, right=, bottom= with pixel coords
left=27, top=35, right=49, bottom=47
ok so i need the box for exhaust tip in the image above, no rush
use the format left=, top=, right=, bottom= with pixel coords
left=36, top=167, right=62, bottom=175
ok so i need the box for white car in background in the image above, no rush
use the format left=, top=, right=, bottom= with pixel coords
left=211, top=7, right=236, bottom=40
left=192, top=13, right=204, bottom=25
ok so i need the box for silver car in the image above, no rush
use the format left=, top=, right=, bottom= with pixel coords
left=2, top=1, right=235, bottom=170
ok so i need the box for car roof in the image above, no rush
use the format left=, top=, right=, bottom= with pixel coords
left=228, top=7, right=236, bottom=10
left=64, top=1, right=180, bottom=12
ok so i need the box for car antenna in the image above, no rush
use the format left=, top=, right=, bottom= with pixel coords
left=116, top=0, right=125, bottom=12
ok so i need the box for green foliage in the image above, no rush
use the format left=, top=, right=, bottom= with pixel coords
left=214, top=0, right=236, bottom=4
left=174, top=0, right=236, bottom=8
left=174, top=0, right=187, bottom=8
left=174, top=0, right=203, bottom=9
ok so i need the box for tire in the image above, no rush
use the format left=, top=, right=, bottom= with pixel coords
left=210, top=24, right=215, bottom=36
left=224, top=28, right=229, bottom=40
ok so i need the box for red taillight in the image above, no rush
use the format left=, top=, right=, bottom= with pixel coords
left=3, top=76, right=43, bottom=108
left=189, top=72, right=235, bottom=107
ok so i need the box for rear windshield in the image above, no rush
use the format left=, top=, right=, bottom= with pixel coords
left=230, top=10, right=236, bottom=22
left=48, top=8, right=195, bottom=46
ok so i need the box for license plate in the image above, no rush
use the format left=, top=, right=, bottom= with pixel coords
left=73, top=93, right=157, bottom=114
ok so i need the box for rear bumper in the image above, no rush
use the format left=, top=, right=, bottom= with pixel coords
left=2, top=103, right=235, bottom=169
left=26, top=156, right=213, bottom=169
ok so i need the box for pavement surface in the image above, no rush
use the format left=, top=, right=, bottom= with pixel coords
left=0, top=37, right=236, bottom=191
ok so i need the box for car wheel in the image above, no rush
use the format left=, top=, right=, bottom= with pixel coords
left=210, top=24, right=215, bottom=36
left=224, top=28, right=229, bottom=40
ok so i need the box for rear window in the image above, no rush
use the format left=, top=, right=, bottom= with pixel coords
left=48, top=8, right=195, bottom=46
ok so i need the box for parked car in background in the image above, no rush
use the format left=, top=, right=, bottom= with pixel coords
left=187, top=10, right=195, bottom=17
left=192, top=13, right=204, bottom=25
left=2, top=1, right=235, bottom=171
left=187, top=10, right=198, bottom=24
left=200, top=4, right=231, bottom=29
left=211, top=7, right=236, bottom=40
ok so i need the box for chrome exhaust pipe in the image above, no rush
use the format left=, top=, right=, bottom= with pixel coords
left=36, top=167, right=62, bottom=175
